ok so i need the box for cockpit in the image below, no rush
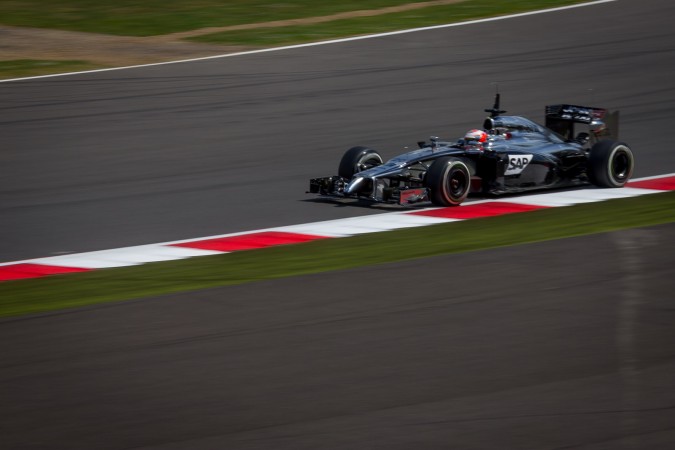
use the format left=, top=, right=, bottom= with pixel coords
left=483, top=115, right=565, bottom=144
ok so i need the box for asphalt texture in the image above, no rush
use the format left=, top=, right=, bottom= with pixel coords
left=2, top=223, right=674, bottom=449
left=2, top=0, right=675, bottom=261
left=2, top=1, right=675, bottom=449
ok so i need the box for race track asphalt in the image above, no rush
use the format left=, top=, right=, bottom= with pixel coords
left=2, top=223, right=674, bottom=449
left=1, top=0, right=675, bottom=261
left=2, top=1, right=675, bottom=448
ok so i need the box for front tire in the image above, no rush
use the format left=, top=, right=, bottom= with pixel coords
left=425, top=157, right=471, bottom=206
left=588, top=140, right=634, bottom=187
left=338, top=146, right=383, bottom=179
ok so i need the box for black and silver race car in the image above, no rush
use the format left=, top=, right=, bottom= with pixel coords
left=308, top=95, right=634, bottom=206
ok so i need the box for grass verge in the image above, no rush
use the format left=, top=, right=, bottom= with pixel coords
left=0, top=0, right=594, bottom=37
left=0, top=0, right=597, bottom=80
left=190, top=0, right=592, bottom=46
left=0, top=59, right=105, bottom=80
left=0, top=1, right=454, bottom=36
left=1, top=191, right=674, bottom=318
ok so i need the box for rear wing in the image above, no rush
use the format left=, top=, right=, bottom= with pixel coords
left=545, top=104, right=619, bottom=142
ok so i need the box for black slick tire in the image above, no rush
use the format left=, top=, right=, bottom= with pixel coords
left=338, top=146, right=383, bottom=179
left=588, top=140, right=634, bottom=187
left=425, top=156, right=471, bottom=206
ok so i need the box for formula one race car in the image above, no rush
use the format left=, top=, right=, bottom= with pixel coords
left=308, top=95, right=634, bottom=206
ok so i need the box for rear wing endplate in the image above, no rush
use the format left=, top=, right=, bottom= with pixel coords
left=545, top=104, right=619, bottom=142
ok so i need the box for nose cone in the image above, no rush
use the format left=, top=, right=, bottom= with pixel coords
left=345, top=177, right=365, bottom=194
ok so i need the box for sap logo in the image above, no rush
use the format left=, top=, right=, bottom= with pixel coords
left=505, top=154, right=533, bottom=175
left=509, top=156, right=529, bottom=169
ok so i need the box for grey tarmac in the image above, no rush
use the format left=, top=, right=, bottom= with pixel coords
left=1, top=224, right=674, bottom=449
left=2, top=2, right=675, bottom=447
left=1, top=0, right=675, bottom=261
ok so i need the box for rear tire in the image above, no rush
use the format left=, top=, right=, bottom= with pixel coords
left=425, top=157, right=471, bottom=206
left=338, top=146, right=383, bottom=179
left=589, top=140, right=634, bottom=187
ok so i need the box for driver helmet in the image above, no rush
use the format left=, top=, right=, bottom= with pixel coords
left=464, top=129, right=488, bottom=143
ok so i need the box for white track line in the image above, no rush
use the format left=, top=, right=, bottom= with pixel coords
left=22, top=245, right=224, bottom=269
left=274, top=213, right=459, bottom=237
left=500, top=187, right=665, bottom=207
left=1, top=173, right=672, bottom=270
left=0, top=0, right=617, bottom=83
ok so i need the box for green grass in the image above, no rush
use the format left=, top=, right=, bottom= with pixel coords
left=0, top=59, right=105, bottom=80
left=2, top=191, right=674, bottom=318
left=0, top=0, right=445, bottom=36
left=190, top=0, right=591, bottom=46
left=0, top=0, right=595, bottom=37
left=0, top=0, right=596, bottom=79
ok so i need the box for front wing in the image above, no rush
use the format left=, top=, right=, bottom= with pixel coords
left=308, top=176, right=429, bottom=205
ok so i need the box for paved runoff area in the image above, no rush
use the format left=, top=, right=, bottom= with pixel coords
left=1, top=174, right=674, bottom=282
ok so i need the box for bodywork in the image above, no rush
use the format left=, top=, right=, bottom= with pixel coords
left=309, top=101, right=621, bottom=205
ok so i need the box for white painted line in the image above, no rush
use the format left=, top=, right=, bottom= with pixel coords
left=23, top=245, right=224, bottom=269
left=501, top=187, right=664, bottom=207
left=503, top=187, right=665, bottom=207
left=1, top=173, right=672, bottom=271
left=0, top=0, right=617, bottom=83
left=28, top=257, right=141, bottom=269
left=575, top=187, right=664, bottom=200
left=275, top=213, right=458, bottom=236
left=274, top=220, right=450, bottom=236
left=268, top=225, right=355, bottom=238
left=628, top=172, right=675, bottom=181
left=162, top=229, right=275, bottom=246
